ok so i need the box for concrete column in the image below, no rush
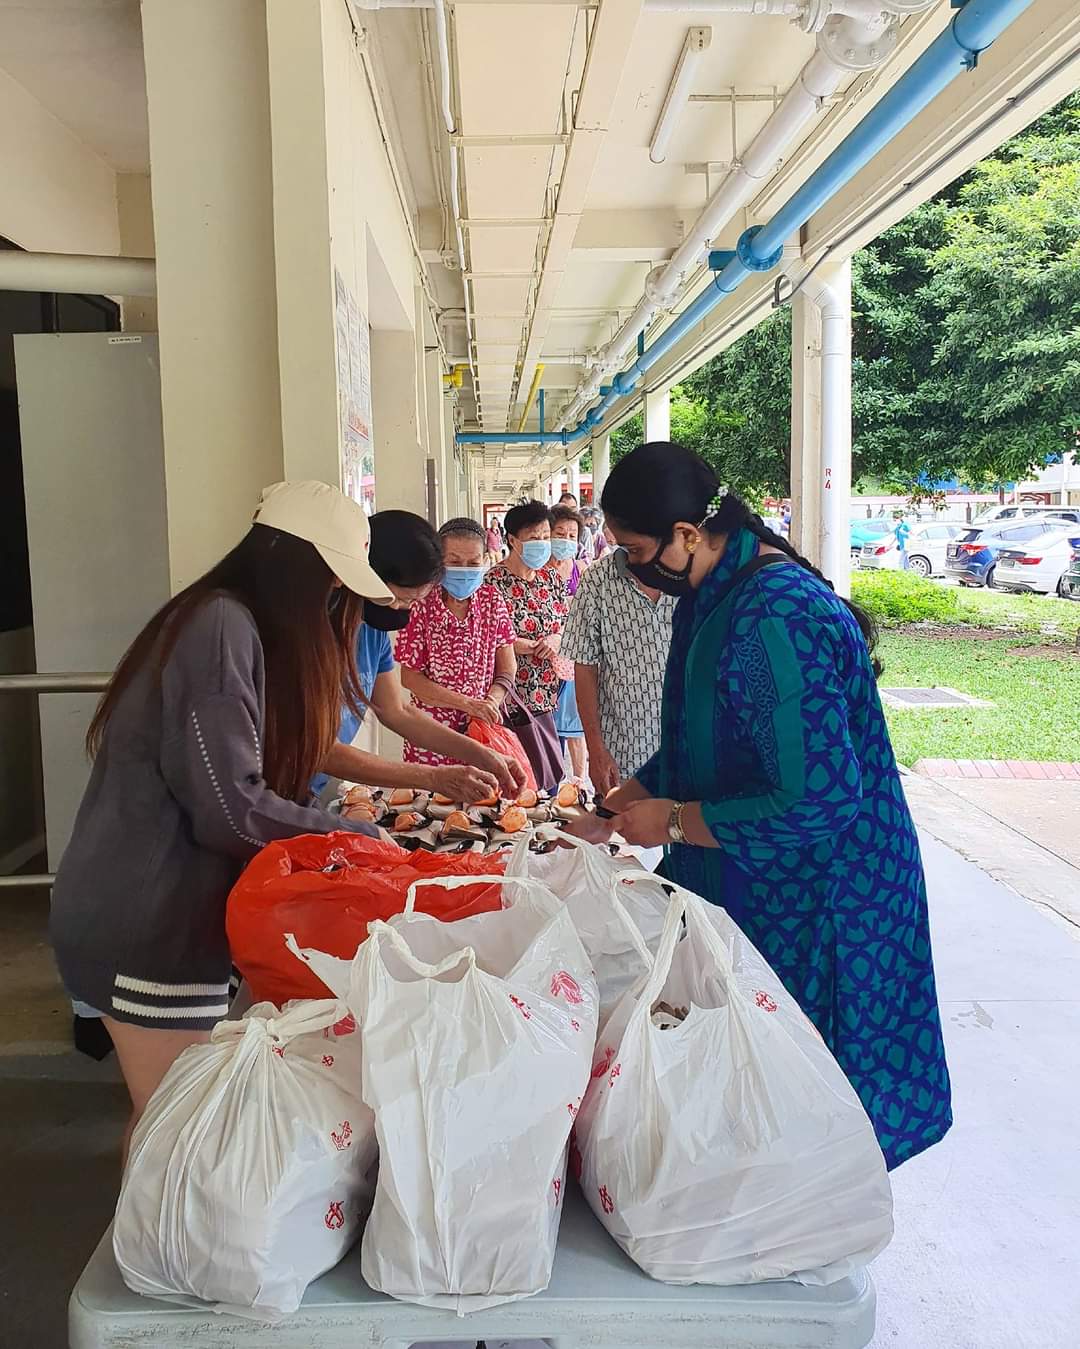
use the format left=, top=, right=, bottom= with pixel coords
left=371, top=329, right=426, bottom=515
left=591, top=433, right=611, bottom=504
left=116, top=173, right=157, bottom=333
left=644, top=386, right=670, bottom=442
left=567, top=458, right=582, bottom=501
left=265, top=0, right=339, bottom=485
left=789, top=285, right=823, bottom=566
left=142, top=0, right=283, bottom=590
left=789, top=259, right=852, bottom=597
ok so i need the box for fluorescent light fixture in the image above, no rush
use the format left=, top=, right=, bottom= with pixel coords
left=650, top=26, right=711, bottom=165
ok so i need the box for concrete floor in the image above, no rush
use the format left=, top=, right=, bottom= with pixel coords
left=2, top=834, right=1079, bottom=1349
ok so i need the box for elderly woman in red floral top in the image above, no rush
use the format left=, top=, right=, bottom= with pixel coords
left=396, top=518, right=517, bottom=769
left=486, top=499, right=569, bottom=754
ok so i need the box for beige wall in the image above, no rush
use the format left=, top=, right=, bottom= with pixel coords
left=0, top=64, right=119, bottom=254
left=142, top=0, right=284, bottom=590
left=266, top=0, right=431, bottom=504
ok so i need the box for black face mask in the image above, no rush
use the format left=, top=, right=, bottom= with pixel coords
left=626, top=538, right=694, bottom=597
left=363, top=601, right=411, bottom=631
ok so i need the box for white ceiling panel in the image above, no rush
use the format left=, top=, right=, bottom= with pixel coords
left=470, top=275, right=534, bottom=314
left=456, top=3, right=578, bottom=137
left=466, top=223, right=542, bottom=272
left=462, top=145, right=559, bottom=218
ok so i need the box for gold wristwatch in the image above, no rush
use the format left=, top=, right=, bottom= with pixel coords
left=667, top=800, right=687, bottom=843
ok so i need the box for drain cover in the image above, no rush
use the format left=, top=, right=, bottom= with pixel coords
left=880, top=687, right=993, bottom=710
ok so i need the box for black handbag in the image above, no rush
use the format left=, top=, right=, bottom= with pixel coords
left=502, top=687, right=564, bottom=793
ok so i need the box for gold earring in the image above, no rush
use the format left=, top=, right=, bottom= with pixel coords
left=686, top=538, right=698, bottom=554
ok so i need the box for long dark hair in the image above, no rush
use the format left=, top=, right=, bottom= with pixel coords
left=87, top=524, right=365, bottom=800
left=601, top=441, right=879, bottom=670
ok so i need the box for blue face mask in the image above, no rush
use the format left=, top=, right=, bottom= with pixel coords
left=549, top=537, right=577, bottom=563
left=519, top=539, right=552, bottom=570
left=442, top=566, right=486, bottom=600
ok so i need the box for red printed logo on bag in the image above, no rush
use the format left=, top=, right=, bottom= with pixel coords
left=550, top=971, right=584, bottom=1005
left=331, top=1121, right=353, bottom=1151
left=570, top=1019, right=581, bottom=1032
left=271, top=1044, right=285, bottom=1058
left=322, top=1055, right=335, bottom=1068
left=567, top=1101, right=579, bottom=1119
left=324, top=1201, right=345, bottom=1230
left=599, top=1185, right=614, bottom=1215
left=591, top=1046, right=615, bottom=1079
left=553, top=1178, right=562, bottom=1202
left=608, top=1062, right=621, bottom=1087
left=510, top=994, right=532, bottom=1020
left=331, top=1013, right=357, bottom=1037
left=754, top=991, right=778, bottom=1013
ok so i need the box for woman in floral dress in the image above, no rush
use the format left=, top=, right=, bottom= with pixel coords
left=396, top=518, right=517, bottom=769
left=486, top=500, right=569, bottom=781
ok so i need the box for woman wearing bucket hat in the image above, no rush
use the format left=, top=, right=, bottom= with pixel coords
left=50, top=480, right=398, bottom=1145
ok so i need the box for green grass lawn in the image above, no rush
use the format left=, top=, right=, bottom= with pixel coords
left=879, top=632, right=1080, bottom=765
left=953, top=585, right=1080, bottom=640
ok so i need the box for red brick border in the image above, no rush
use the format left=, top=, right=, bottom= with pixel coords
left=912, top=759, right=1080, bottom=780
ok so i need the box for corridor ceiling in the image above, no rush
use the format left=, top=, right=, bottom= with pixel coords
left=6, top=0, right=1079, bottom=498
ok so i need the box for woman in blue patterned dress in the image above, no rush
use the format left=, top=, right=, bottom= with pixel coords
left=570, top=442, right=951, bottom=1169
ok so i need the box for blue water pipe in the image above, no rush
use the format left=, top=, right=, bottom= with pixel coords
left=455, top=0, right=1035, bottom=450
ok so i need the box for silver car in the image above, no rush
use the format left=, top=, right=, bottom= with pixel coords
left=859, top=522, right=965, bottom=577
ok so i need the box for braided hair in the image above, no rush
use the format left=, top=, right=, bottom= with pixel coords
left=600, top=441, right=879, bottom=673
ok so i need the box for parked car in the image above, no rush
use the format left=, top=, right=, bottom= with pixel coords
left=1060, top=538, right=1080, bottom=601
left=850, top=517, right=893, bottom=560
left=944, top=521, right=1051, bottom=588
left=974, top=504, right=1080, bottom=527
left=994, top=530, right=1080, bottom=596
left=859, top=521, right=965, bottom=577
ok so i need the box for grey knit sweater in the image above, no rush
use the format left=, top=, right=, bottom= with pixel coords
left=50, top=595, right=373, bottom=1027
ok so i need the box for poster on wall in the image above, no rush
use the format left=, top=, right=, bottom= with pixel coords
left=334, top=268, right=375, bottom=513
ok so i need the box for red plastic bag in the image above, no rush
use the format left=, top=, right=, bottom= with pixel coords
left=227, top=832, right=505, bottom=1006
left=466, top=716, right=536, bottom=791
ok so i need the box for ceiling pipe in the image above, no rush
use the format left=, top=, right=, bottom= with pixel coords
left=458, top=0, right=1037, bottom=451
left=651, top=27, right=712, bottom=164
left=556, top=0, right=931, bottom=430
left=517, top=363, right=546, bottom=432
left=0, top=252, right=156, bottom=296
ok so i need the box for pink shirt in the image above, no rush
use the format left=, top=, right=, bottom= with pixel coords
left=394, top=583, right=515, bottom=766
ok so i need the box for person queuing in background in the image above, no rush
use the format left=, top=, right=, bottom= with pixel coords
left=894, top=512, right=911, bottom=569
left=560, top=537, right=675, bottom=798
left=547, top=505, right=587, bottom=780
left=580, top=505, right=608, bottom=562
left=395, top=517, right=517, bottom=769
left=486, top=500, right=568, bottom=787
left=569, top=442, right=952, bottom=1170
left=311, top=510, right=525, bottom=803
left=485, top=516, right=504, bottom=566
left=50, top=482, right=386, bottom=1144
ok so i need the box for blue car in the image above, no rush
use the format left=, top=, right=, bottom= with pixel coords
left=850, top=517, right=893, bottom=560
left=945, top=521, right=1049, bottom=588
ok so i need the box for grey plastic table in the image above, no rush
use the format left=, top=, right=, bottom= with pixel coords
left=69, top=1189, right=875, bottom=1349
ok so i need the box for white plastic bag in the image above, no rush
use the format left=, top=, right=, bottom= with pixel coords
left=574, top=878, right=894, bottom=1286
left=506, top=830, right=670, bottom=1022
left=293, top=873, right=598, bottom=1313
left=113, top=999, right=377, bottom=1320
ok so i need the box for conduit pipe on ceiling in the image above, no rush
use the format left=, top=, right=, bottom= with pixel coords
left=557, top=0, right=932, bottom=430
left=0, top=252, right=156, bottom=296
left=457, top=0, right=1038, bottom=450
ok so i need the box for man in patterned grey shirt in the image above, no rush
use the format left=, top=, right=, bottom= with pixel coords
left=560, top=547, right=676, bottom=797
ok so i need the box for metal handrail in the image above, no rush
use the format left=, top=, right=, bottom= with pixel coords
left=0, top=673, right=110, bottom=693
left=1, top=671, right=111, bottom=891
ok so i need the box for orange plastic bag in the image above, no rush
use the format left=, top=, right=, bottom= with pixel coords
left=466, top=716, right=537, bottom=791
left=226, top=832, right=505, bottom=1006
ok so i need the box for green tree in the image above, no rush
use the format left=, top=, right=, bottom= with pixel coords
left=600, top=92, right=1080, bottom=497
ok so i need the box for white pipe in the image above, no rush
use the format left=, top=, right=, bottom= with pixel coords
left=449, top=144, right=477, bottom=386
left=558, top=0, right=931, bottom=429
left=802, top=262, right=852, bottom=597
left=432, top=0, right=456, bottom=134
left=644, top=0, right=798, bottom=13
left=651, top=27, right=712, bottom=165
left=0, top=252, right=156, bottom=296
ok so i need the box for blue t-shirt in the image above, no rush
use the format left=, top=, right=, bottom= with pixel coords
left=310, top=623, right=395, bottom=797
